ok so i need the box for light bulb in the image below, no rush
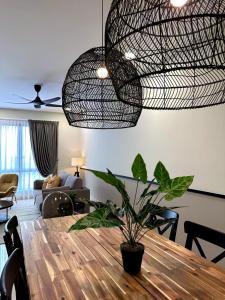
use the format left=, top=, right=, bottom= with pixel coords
left=125, top=52, right=136, bottom=60
left=170, top=0, right=187, bottom=7
left=96, top=66, right=109, bottom=79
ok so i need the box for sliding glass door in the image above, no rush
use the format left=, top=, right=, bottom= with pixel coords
left=0, top=119, right=41, bottom=199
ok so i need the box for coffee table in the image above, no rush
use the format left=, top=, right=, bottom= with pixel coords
left=0, top=200, right=13, bottom=223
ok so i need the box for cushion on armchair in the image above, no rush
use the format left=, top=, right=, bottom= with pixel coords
left=42, top=176, right=51, bottom=189
left=46, top=175, right=61, bottom=189
left=64, top=176, right=82, bottom=189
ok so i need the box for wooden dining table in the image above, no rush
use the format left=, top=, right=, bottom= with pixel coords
left=20, top=215, right=225, bottom=300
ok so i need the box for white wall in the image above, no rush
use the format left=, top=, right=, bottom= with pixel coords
left=82, top=106, right=225, bottom=194
left=81, top=106, right=225, bottom=267
left=0, top=108, right=82, bottom=173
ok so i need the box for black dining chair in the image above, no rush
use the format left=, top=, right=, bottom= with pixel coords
left=145, top=204, right=179, bottom=242
left=184, top=221, right=225, bottom=263
left=42, top=191, right=74, bottom=219
left=0, top=248, right=29, bottom=300
left=3, top=215, right=28, bottom=289
left=3, top=216, right=23, bottom=256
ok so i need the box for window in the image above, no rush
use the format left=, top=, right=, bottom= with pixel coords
left=0, top=119, right=41, bottom=199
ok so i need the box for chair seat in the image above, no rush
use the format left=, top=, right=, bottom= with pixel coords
left=0, top=187, right=16, bottom=198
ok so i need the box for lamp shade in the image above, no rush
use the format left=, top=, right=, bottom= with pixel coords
left=105, top=0, right=225, bottom=110
left=71, top=157, right=83, bottom=167
left=62, top=47, right=142, bottom=129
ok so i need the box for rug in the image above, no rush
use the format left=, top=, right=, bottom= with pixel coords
left=0, top=199, right=40, bottom=244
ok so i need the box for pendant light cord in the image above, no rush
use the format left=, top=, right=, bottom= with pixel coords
left=102, top=0, right=104, bottom=48
left=101, top=0, right=104, bottom=121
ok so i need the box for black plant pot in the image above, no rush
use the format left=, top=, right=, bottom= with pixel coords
left=120, top=242, right=144, bottom=275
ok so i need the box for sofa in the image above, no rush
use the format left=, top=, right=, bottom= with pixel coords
left=33, top=171, right=90, bottom=213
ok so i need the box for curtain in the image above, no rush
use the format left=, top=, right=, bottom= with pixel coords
left=0, top=119, right=41, bottom=199
left=28, top=120, right=59, bottom=177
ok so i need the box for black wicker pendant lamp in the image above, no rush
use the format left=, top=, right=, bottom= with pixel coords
left=62, top=1, right=142, bottom=129
left=105, top=0, right=225, bottom=110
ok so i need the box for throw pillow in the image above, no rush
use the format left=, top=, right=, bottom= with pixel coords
left=42, top=176, right=51, bottom=189
left=64, top=176, right=82, bottom=189
left=58, top=171, right=69, bottom=186
left=46, top=175, right=61, bottom=189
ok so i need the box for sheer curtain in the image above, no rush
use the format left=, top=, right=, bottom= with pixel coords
left=0, top=119, right=41, bottom=199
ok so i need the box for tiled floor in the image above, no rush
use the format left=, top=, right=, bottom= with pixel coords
left=0, top=199, right=40, bottom=243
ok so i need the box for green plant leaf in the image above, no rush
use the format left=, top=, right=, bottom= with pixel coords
left=91, top=169, right=139, bottom=222
left=92, top=169, right=129, bottom=201
left=154, top=161, right=170, bottom=191
left=92, top=170, right=124, bottom=189
left=154, top=162, right=194, bottom=200
left=87, top=200, right=107, bottom=209
left=137, top=203, right=171, bottom=225
left=144, top=189, right=158, bottom=198
left=92, top=170, right=126, bottom=201
left=140, top=179, right=155, bottom=198
left=131, top=154, right=147, bottom=183
left=164, top=176, right=194, bottom=201
left=137, top=200, right=154, bottom=224
left=70, top=157, right=194, bottom=245
left=68, top=208, right=124, bottom=231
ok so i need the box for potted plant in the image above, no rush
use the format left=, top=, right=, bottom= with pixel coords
left=69, top=154, right=194, bottom=274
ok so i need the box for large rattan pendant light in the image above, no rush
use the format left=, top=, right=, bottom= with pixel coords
left=62, top=0, right=142, bottom=129
left=105, top=0, right=225, bottom=110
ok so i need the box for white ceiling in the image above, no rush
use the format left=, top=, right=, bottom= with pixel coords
left=0, top=0, right=111, bottom=112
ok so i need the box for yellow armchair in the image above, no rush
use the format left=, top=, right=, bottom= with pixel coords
left=0, top=174, right=18, bottom=202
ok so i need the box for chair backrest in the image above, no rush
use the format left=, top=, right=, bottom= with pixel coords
left=42, top=191, right=74, bottom=219
left=3, top=216, right=22, bottom=256
left=0, top=174, right=18, bottom=187
left=146, top=204, right=179, bottom=241
left=184, top=221, right=225, bottom=263
left=0, top=248, right=29, bottom=300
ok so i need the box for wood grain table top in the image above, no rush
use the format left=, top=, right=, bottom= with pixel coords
left=20, top=215, right=225, bottom=300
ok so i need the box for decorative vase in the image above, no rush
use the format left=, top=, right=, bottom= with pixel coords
left=120, top=242, right=144, bottom=275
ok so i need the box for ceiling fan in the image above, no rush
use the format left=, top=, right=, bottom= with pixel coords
left=8, top=84, right=62, bottom=109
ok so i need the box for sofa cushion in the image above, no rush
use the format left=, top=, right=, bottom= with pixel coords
left=42, top=176, right=51, bottom=189
left=58, top=172, right=69, bottom=186
left=64, top=176, right=82, bottom=189
left=46, top=175, right=61, bottom=189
